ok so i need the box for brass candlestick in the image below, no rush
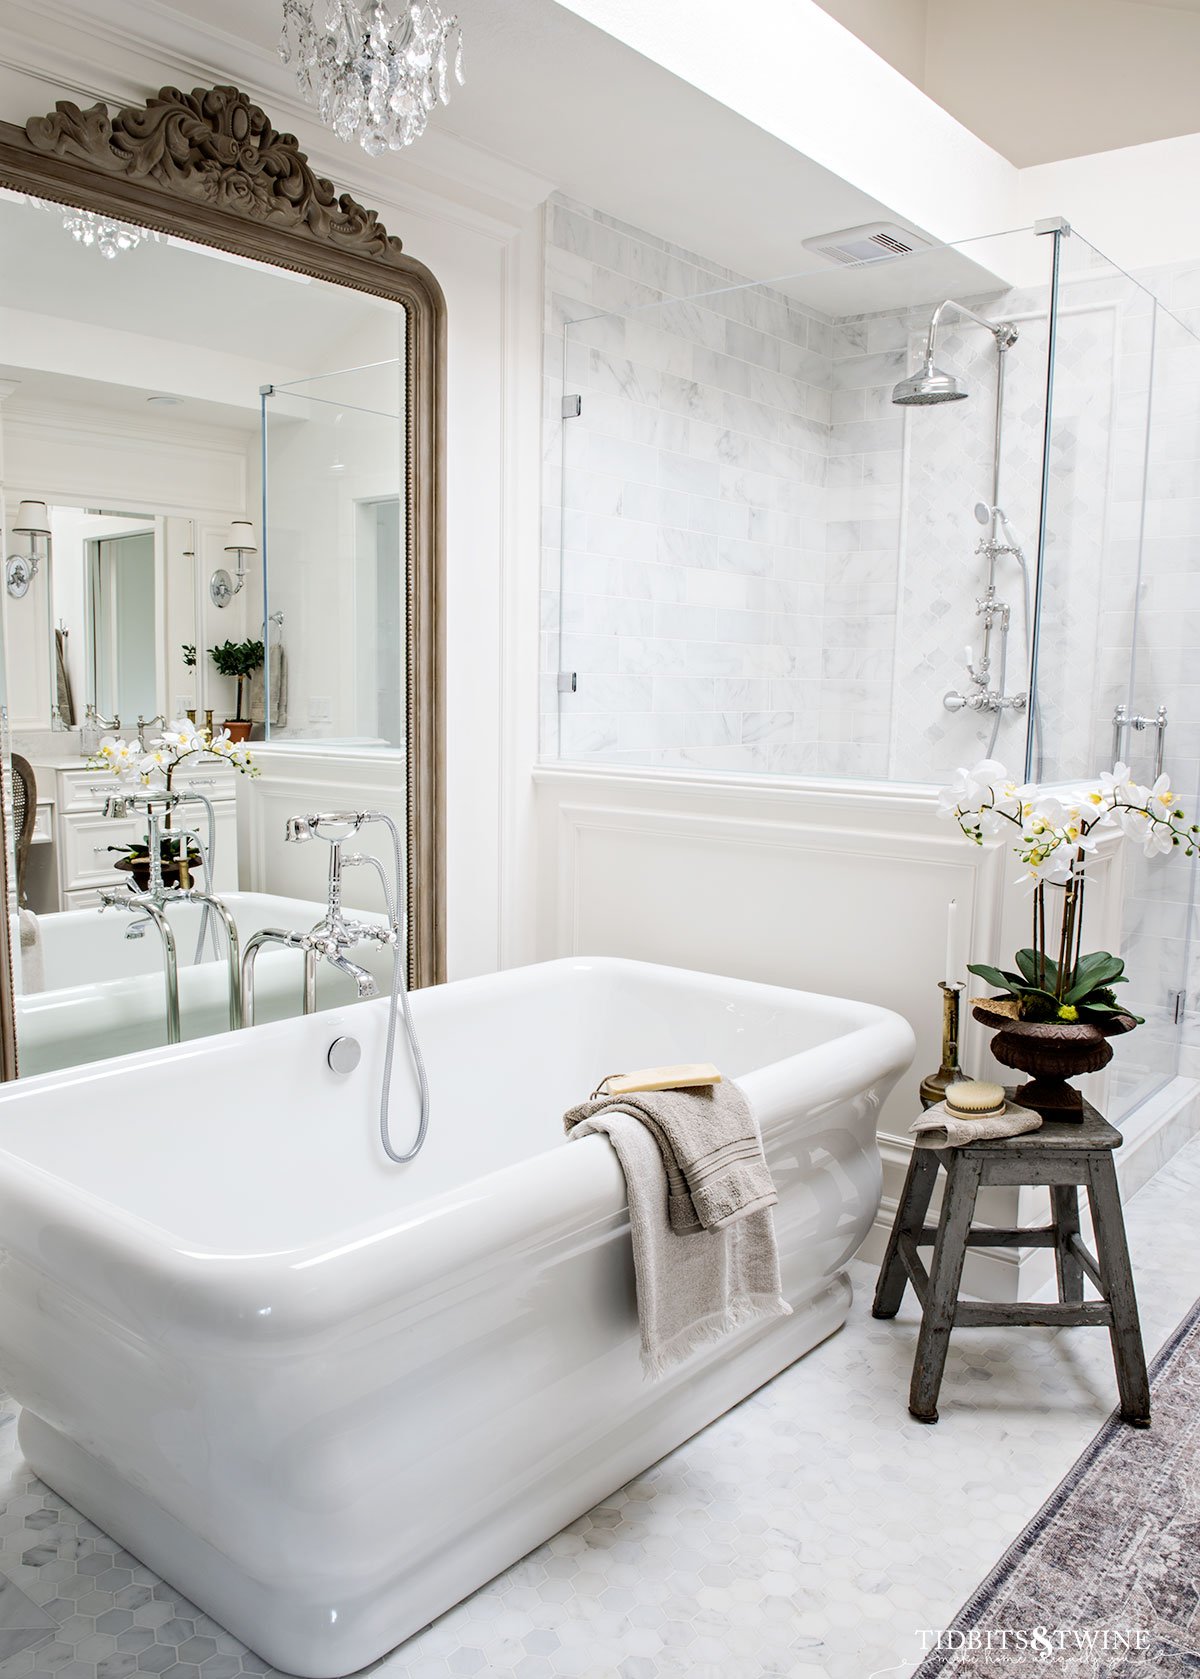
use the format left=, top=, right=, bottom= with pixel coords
left=919, top=981, right=965, bottom=1109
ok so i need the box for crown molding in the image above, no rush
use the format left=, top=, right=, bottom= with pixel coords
left=3, top=401, right=253, bottom=456
left=0, top=0, right=556, bottom=224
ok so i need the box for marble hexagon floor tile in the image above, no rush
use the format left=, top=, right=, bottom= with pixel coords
left=0, top=1138, right=1197, bottom=1679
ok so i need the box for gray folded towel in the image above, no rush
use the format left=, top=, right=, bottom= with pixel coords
left=564, top=1080, right=778, bottom=1232
left=565, top=1080, right=790, bottom=1378
left=249, top=641, right=287, bottom=728
left=910, top=1099, right=1042, bottom=1148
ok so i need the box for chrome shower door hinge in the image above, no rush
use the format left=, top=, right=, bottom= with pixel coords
left=561, top=394, right=582, bottom=419
left=1171, top=989, right=1188, bottom=1027
left=557, top=672, right=577, bottom=693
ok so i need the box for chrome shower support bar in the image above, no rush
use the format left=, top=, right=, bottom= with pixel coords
left=1113, top=703, right=1168, bottom=780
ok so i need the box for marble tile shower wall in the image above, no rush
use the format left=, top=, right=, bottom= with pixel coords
left=542, top=195, right=836, bottom=775
left=827, top=296, right=1042, bottom=786
left=819, top=314, right=904, bottom=778
left=542, top=207, right=1200, bottom=811
left=540, top=200, right=1060, bottom=783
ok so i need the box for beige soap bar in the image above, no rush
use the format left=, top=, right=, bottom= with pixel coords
left=602, top=1063, right=722, bottom=1095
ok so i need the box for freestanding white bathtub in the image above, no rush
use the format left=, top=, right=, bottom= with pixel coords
left=0, top=957, right=913, bottom=1677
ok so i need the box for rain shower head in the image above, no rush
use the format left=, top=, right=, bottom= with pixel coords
left=893, top=299, right=1018, bottom=410
left=891, top=359, right=968, bottom=406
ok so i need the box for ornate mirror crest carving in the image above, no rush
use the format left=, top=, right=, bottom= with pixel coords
left=0, top=86, right=446, bottom=1078
left=24, top=85, right=408, bottom=267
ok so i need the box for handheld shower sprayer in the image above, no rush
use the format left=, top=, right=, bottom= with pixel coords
left=246, top=810, right=431, bottom=1163
left=285, top=811, right=363, bottom=844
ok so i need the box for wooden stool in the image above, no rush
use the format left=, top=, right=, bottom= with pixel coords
left=872, top=1098, right=1150, bottom=1426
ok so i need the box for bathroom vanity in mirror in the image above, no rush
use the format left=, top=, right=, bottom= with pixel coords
left=0, top=84, right=446, bottom=1080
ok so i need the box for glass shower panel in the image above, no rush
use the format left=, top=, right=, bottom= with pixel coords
left=551, top=228, right=1055, bottom=784
left=261, top=359, right=405, bottom=746
left=1111, top=294, right=1200, bottom=1115
left=1035, top=234, right=1200, bottom=1117
left=1031, top=235, right=1158, bottom=786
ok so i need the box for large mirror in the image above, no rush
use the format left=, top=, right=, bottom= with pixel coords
left=0, top=86, right=444, bottom=1080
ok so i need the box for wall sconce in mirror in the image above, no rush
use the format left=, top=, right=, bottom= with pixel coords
left=7, top=499, right=51, bottom=598
left=210, top=519, right=258, bottom=608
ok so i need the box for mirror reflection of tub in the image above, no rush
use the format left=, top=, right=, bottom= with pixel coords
left=16, top=893, right=392, bottom=1076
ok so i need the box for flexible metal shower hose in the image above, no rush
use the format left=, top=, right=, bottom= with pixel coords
left=372, top=810, right=431, bottom=1163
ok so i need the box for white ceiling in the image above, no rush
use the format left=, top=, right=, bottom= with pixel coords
left=813, top=0, right=1200, bottom=166
left=0, top=365, right=261, bottom=433
left=151, top=0, right=971, bottom=298
left=0, top=191, right=397, bottom=376
left=0, top=189, right=404, bottom=430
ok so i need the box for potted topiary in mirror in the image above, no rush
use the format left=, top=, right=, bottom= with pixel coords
left=944, top=759, right=1199, bottom=1116
left=208, top=638, right=264, bottom=743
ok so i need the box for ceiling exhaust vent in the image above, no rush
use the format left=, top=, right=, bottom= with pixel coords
left=801, top=221, right=932, bottom=267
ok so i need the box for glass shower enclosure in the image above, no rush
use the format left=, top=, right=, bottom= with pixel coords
left=259, top=355, right=406, bottom=748
left=544, top=217, right=1200, bottom=1124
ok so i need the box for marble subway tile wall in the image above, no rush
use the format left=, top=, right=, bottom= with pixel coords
left=542, top=210, right=1200, bottom=804
left=821, top=313, right=906, bottom=778
left=542, top=195, right=835, bottom=774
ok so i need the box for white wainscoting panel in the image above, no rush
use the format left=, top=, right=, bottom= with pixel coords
left=533, top=765, right=1138, bottom=1299
left=536, top=765, right=1008, bottom=1137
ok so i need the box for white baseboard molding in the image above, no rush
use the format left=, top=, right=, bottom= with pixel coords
left=1114, top=1075, right=1200, bottom=1201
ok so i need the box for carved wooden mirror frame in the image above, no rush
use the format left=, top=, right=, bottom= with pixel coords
left=0, top=84, right=446, bottom=1076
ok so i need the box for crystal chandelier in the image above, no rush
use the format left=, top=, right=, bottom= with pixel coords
left=280, top=0, right=464, bottom=155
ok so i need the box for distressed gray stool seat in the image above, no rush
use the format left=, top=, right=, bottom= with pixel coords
left=872, top=1097, right=1150, bottom=1427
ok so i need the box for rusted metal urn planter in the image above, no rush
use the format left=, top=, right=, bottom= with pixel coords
left=972, top=999, right=1137, bottom=1117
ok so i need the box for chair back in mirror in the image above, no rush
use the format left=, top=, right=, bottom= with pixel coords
left=9, top=757, right=35, bottom=905
left=0, top=84, right=445, bottom=1081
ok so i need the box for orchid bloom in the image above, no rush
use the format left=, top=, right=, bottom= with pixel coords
left=945, top=757, right=1199, bottom=884
left=89, top=720, right=257, bottom=785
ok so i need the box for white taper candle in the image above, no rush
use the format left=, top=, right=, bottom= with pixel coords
left=945, top=897, right=958, bottom=984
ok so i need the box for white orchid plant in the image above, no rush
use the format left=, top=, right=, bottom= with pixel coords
left=90, top=720, right=258, bottom=874
left=90, top=717, right=259, bottom=792
left=942, top=758, right=1198, bottom=1028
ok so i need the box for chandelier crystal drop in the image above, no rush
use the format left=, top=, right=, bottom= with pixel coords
left=31, top=199, right=162, bottom=259
left=280, top=0, right=464, bottom=155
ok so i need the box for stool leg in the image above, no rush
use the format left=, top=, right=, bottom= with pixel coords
left=873, top=1148, right=940, bottom=1320
left=909, top=1153, right=981, bottom=1424
left=1086, top=1156, right=1150, bottom=1427
left=1051, top=1184, right=1084, bottom=1305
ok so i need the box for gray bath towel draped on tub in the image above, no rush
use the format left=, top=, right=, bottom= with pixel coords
left=564, top=1080, right=791, bottom=1377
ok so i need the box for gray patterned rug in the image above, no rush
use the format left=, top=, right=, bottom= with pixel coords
left=912, top=1297, right=1200, bottom=1677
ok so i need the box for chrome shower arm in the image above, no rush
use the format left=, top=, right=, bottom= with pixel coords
left=924, top=299, right=1018, bottom=363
